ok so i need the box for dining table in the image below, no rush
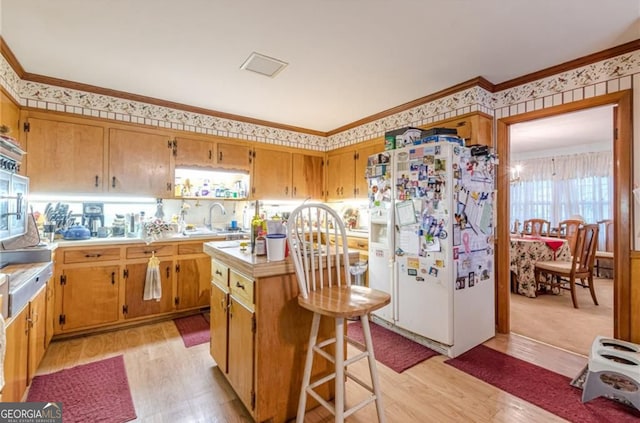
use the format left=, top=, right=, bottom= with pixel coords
left=509, top=234, right=572, bottom=297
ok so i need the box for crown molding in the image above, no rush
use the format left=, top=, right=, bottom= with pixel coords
left=0, top=36, right=25, bottom=78
left=2, top=35, right=639, bottom=136
left=326, top=76, right=496, bottom=136
left=21, top=71, right=327, bottom=137
left=494, top=38, right=640, bottom=92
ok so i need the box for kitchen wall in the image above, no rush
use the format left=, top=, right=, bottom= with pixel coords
left=1, top=43, right=638, bottom=244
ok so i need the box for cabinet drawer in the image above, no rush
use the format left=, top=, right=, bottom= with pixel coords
left=211, top=259, right=228, bottom=286
left=126, top=244, right=174, bottom=259
left=328, top=235, right=368, bottom=251
left=63, top=247, right=121, bottom=264
left=229, top=270, right=254, bottom=310
left=178, top=242, right=203, bottom=255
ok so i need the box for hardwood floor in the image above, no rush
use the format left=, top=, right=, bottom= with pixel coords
left=510, top=277, right=614, bottom=356
left=32, top=317, right=591, bottom=423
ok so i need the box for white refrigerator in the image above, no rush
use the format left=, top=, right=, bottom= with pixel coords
left=366, top=141, right=496, bottom=357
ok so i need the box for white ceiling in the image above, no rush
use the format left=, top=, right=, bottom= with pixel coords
left=1, top=1, right=638, bottom=133
left=510, top=105, right=614, bottom=159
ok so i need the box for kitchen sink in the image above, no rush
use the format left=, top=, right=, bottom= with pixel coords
left=180, top=228, right=249, bottom=240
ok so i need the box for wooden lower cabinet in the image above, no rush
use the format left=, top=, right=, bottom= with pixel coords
left=124, top=260, right=174, bottom=318
left=3, top=306, right=29, bottom=402
left=3, top=285, right=48, bottom=402
left=53, top=240, right=218, bottom=335
left=228, top=296, right=255, bottom=411
left=209, top=262, right=334, bottom=423
left=56, top=265, right=121, bottom=332
left=176, top=256, right=211, bottom=309
left=45, top=278, right=55, bottom=347
left=27, top=287, right=47, bottom=382
left=210, top=281, right=229, bottom=373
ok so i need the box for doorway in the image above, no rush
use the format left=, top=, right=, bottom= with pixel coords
left=495, top=90, right=633, bottom=345
left=507, top=105, right=615, bottom=355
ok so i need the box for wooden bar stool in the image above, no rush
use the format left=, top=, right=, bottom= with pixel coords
left=287, top=203, right=391, bottom=423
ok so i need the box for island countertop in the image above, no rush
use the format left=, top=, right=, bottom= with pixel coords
left=203, top=241, right=360, bottom=279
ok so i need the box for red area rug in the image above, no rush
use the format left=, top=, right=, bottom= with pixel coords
left=445, top=345, right=640, bottom=422
left=26, top=355, right=136, bottom=423
left=347, top=320, right=439, bottom=373
left=174, top=313, right=210, bottom=347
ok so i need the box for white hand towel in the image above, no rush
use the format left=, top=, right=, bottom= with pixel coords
left=143, top=255, right=162, bottom=301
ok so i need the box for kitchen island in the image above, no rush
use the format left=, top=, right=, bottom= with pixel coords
left=204, top=241, right=359, bottom=423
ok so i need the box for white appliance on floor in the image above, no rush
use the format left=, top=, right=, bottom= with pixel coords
left=366, top=140, right=496, bottom=357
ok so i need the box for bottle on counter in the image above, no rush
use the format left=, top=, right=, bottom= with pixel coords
left=251, top=214, right=265, bottom=254
left=255, top=231, right=266, bottom=256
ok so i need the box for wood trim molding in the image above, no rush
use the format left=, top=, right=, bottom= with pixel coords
left=326, top=77, right=495, bottom=136
left=495, top=90, right=633, bottom=341
left=21, top=72, right=327, bottom=137
left=0, top=36, right=25, bottom=78
left=2, top=34, right=638, bottom=138
left=494, top=39, right=640, bottom=92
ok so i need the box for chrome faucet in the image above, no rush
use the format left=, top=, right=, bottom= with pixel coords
left=209, top=202, right=227, bottom=229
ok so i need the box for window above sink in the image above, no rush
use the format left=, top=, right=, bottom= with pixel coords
left=175, top=168, right=249, bottom=200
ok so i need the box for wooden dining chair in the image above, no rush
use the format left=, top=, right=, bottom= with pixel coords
left=558, top=219, right=583, bottom=252
left=534, top=223, right=599, bottom=308
left=287, top=203, right=391, bottom=423
left=523, top=218, right=550, bottom=236
left=594, top=219, right=614, bottom=277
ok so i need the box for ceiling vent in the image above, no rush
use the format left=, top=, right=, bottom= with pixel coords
left=240, top=52, right=288, bottom=78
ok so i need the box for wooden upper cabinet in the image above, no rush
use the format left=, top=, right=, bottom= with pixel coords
left=420, top=112, right=492, bottom=147
left=25, top=117, right=105, bottom=193
left=354, top=143, right=383, bottom=198
left=108, top=128, right=173, bottom=197
left=251, top=147, right=292, bottom=199
left=216, top=142, right=251, bottom=170
left=1, top=91, right=20, bottom=139
left=174, top=136, right=214, bottom=168
left=326, top=149, right=355, bottom=200
left=291, top=153, right=323, bottom=200
left=326, top=141, right=383, bottom=201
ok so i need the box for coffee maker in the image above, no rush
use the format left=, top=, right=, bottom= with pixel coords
left=82, top=202, right=104, bottom=237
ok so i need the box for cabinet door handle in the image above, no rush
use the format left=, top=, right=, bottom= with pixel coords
left=235, top=281, right=245, bottom=290
left=215, top=269, right=223, bottom=276
left=293, top=187, right=297, bottom=196
left=85, top=253, right=102, bottom=258
left=95, top=175, right=99, bottom=187
left=219, top=151, right=223, bottom=162
left=111, top=272, right=116, bottom=285
left=166, top=266, right=170, bottom=278
left=285, top=186, right=289, bottom=195
left=112, top=176, right=116, bottom=188
left=220, top=298, right=226, bottom=310
left=209, top=150, right=212, bottom=160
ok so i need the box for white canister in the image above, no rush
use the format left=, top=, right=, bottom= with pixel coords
left=266, top=234, right=287, bottom=261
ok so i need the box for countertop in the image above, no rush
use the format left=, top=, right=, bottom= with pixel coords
left=50, top=233, right=230, bottom=248
left=204, top=241, right=360, bottom=279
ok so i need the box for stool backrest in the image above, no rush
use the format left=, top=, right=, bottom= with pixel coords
left=287, top=203, right=352, bottom=299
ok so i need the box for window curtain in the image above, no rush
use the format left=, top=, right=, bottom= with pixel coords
left=510, top=151, right=613, bottom=231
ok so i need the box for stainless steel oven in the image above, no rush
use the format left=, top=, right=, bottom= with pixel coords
left=0, top=168, right=29, bottom=242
